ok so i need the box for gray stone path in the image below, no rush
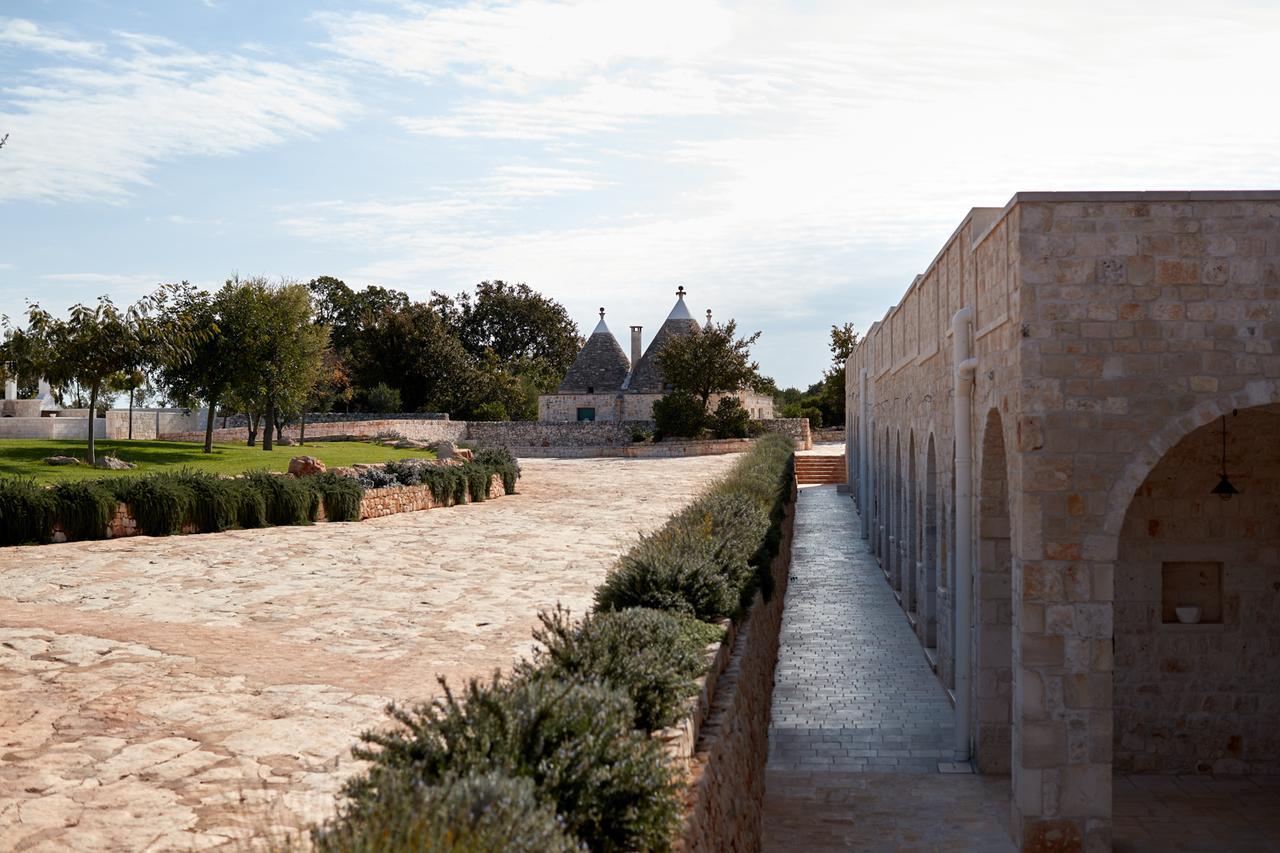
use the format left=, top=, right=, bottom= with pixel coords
left=761, top=485, right=1013, bottom=851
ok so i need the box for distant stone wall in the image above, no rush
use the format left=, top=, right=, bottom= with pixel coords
left=540, top=391, right=776, bottom=423
left=677, top=479, right=796, bottom=850
left=162, top=419, right=468, bottom=445
left=217, top=411, right=451, bottom=428
left=0, top=416, right=103, bottom=440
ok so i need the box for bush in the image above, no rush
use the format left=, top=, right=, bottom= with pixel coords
left=348, top=677, right=680, bottom=853
left=367, top=383, right=402, bottom=413
left=464, top=462, right=491, bottom=502
left=228, top=478, right=268, bottom=529
left=165, top=470, right=239, bottom=533
left=781, top=402, right=822, bottom=431
left=470, top=401, right=509, bottom=422
left=593, top=524, right=738, bottom=620
left=0, top=477, right=55, bottom=545
left=244, top=471, right=319, bottom=526
left=473, top=447, right=520, bottom=494
left=630, top=427, right=653, bottom=443
left=710, top=396, right=750, bottom=439
left=314, top=471, right=363, bottom=522
left=107, top=475, right=194, bottom=536
left=522, top=606, right=725, bottom=732
left=51, top=480, right=117, bottom=541
left=652, top=393, right=707, bottom=440
left=312, top=771, right=581, bottom=853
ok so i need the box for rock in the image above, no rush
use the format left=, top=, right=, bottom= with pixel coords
left=44, top=455, right=81, bottom=466
left=95, top=456, right=135, bottom=470
left=455, top=448, right=474, bottom=461
left=393, top=438, right=429, bottom=450
left=277, top=437, right=296, bottom=447
left=433, top=440, right=459, bottom=459
left=287, top=456, right=326, bottom=477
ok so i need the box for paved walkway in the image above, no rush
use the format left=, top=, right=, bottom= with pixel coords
left=761, top=485, right=1013, bottom=851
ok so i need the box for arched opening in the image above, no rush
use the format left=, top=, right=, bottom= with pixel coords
left=906, top=431, right=918, bottom=616
left=945, top=445, right=957, bottom=691
left=923, top=435, right=939, bottom=649
left=1113, top=404, right=1280, bottom=776
left=891, top=431, right=902, bottom=590
left=975, top=409, right=1012, bottom=774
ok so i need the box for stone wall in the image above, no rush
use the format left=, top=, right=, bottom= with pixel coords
left=539, top=391, right=776, bottom=423
left=0, top=416, right=103, bottom=440
left=1114, top=406, right=1280, bottom=774
left=161, top=418, right=469, bottom=445
left=677, top=479, right=796, bottom=851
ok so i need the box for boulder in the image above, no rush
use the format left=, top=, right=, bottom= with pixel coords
left=394, top=438, right=430, bottom=450
left=277, top=436, right=296, bottom=447
left=44, top=455, right=81, bottom=466
left=95, top=456, right=135, bottom=470
left=288, top=456, right=327, bottom=477
left=455, top=448, right=474, bottom=461
left=433, top=440, right=459, bottom=459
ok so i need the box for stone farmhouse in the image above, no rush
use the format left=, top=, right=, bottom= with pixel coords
left=538, top=287, right=775, bottom=422
left=843, top=191, right=1279, bottom=851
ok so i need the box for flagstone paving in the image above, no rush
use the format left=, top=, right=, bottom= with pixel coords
left=0, top=453, right=738, bottom=852
left=761, top=485, right=1014, bottom=851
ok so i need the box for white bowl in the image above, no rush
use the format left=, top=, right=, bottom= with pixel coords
left=1175, top=606, right=1201, bottom=624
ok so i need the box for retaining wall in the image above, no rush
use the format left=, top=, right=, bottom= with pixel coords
left=672, top=477, right=797, bottom=851
left=160, top=417, right=813, bottom=453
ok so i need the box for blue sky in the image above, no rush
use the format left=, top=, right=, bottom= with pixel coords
left=3, top=0, right=1279, bottom=387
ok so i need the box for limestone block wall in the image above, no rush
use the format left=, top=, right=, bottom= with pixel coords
left=1114, top=406, right=1280, bottom=774
left=678, top=480, right=796, bottom=851
left=537, top=392, right=624, bottom=421
left=0, top=416, right=103, bottom=440
left=354, top=474, right=504, bottom=520
left=161, top=418, right=469, bottom=445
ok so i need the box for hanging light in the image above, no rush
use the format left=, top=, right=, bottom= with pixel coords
left=1210, top=414, right=1238, bottom=501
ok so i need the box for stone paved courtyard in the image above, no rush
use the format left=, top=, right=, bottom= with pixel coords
left=0, top=453, right=737, bottom=852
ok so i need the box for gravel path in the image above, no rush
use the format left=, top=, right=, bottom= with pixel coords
left=0, top=454, right=738, bottom=852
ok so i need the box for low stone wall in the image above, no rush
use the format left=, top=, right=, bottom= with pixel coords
left=48, top=474, right=506, bottom=542
left=354, top=474, right=503, bottom=520
left=0, top=416, right=104, bottom=440
left=673, top=477, right=797, bottom=851
left=159, top=417, right=812, bottom=453
left=506, top=438, right=759, bottom=458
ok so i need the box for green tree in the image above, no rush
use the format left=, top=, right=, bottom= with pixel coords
left=351, top=302, right=476, bottom=415
left=5, top=289, right=200, bottom=464
left=818, top=322, right=859, bottom=428
left=248, top=281, right=327, bottom=451
left=308, top=276, right=409, bottom=354
left=655, top=319, right=763, bottom=411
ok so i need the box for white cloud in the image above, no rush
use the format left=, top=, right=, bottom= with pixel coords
left=0, top=18, right=101, bottom=57
left=0, top=28, right=355, bottom=202
left=315, top=0, right=732, bottom=91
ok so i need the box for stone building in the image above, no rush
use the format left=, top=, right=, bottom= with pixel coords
left=538, top=287, right=775, bottom=422
left=843, top=191, right=1279, bottom=851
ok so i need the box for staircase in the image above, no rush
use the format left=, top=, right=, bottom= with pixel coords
left=794, top=454, right=847, bottom=485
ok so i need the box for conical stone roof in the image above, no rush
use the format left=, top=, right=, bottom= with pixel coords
left=557, top=310, right=630, bottom=393
left=626, top=290, right=701, bottom=393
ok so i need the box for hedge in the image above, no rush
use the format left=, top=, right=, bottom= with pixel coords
left=329, top=434, right=794, bottom=851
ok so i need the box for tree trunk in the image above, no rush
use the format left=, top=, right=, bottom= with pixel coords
left=274, top=415, right=283, bottom=443
left=299, top=409, right=307, bottom=445
left=128, top=387, right=134, bottom=440
left=263, top=398, right=275, bottom=451
left=248, top=412, right=259, bottom=447
left=87, top=380, right=99, bottom=465
left=204, top=398, right=217, bottom=453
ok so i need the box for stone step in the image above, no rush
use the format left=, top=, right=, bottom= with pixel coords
left=795, top=455, right=847, bottom=485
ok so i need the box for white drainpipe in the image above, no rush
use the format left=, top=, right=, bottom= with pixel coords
left=951, top=306, right=978, bottom=762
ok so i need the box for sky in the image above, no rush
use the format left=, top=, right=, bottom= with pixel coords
left=2, top=1, right=1279, bottom=388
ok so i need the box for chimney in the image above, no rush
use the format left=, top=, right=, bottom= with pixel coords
left=630, top=326, right=643, bottom=368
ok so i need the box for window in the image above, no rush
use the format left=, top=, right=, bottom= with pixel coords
left=576, top=407, right=596, bottom=422
left=586, top=386, right=594, bottom=394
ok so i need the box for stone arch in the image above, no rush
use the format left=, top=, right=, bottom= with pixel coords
left=923, top=433, right=939, bottom=649
left=892, top=430, right=903, bottom=591
left=1098, top=382, right=1279, bottom=558
left=1113, top=402, right=1280, bottom=775
left=906, top=430, right=918, bottom=615
left=975, top=408, right=1013, bottom=774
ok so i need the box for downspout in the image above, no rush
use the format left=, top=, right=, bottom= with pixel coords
left=951, top=306, right=977, bottom=763
left=859, top=368, right=869, bottom=538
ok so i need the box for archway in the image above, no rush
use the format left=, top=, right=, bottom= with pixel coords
left=923, top=435, right=938, bottom=649
left=1113, top=404, right=1280, bottom=776
left=975, top=409, right=1012, bottom=774
left=892, top=431, right=902, bottom=590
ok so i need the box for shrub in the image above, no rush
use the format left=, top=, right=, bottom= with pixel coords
left=781, top=402, right=822, bottom=431
left=630, top=427, right=653, bottom=443
left=312, top=771, right=581, bottom=853
left=314, top=471, right=363, bottom=522
left=0, top=477, right=55, bottom=545
left=107, top=475, right=194, bottom=536
left=244, top=471, right=319, bottom=526
left=710, top=396, right=751, bottom=439
left=228, top=478, right=268, bottom=529
left=348, top=677, right=680, bottom=853
left=593, top=524, right=738, bottom=620
left=51, top=480, right=117, bottom=541
left=464, top=462, right=491, bottom=502
left=167, top=470, right=238, bottom=533
left=473, top=447, right=520, bottom=494
left=381, top=459, right=423, bottom=486
left=470, top=400, right=509, bottom=422
left=521, top=606, right=725, bottom=732
left=652, top=393, right=707, bottom=440
left=367, top=382, right=402, bottom=413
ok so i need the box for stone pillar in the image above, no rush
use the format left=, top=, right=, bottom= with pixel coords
left=4, top=377, right=16, bottom=400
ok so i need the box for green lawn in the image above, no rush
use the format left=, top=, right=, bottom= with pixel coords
left=0, top=439, right=434, bottom=484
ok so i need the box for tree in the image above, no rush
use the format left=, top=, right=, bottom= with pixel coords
left=6, top=289, right=200, bottom=464
left=308, top=276, right=409, bottom=354
left=655, top=319, right=763, bottom=410
left=818, top=322, right=860, bottom=428
left=350, top=301, right=475, bottom=415
left=242, top=280, right=327, bottom=451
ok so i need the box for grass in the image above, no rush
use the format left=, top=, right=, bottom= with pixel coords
left=0, top=439, right=435, bottom=485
